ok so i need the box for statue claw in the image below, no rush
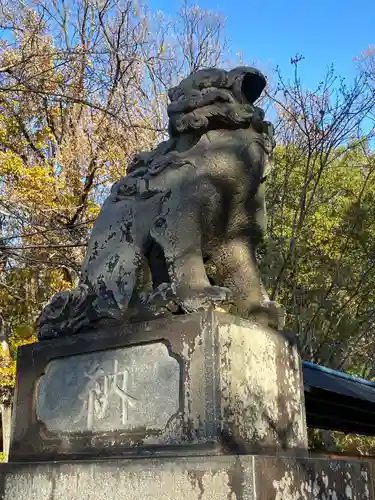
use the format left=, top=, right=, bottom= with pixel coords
left=148, top=283, right=234, bottom=314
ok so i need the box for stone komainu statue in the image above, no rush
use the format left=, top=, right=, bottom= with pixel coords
left=37, top=66, right=284, bottom=340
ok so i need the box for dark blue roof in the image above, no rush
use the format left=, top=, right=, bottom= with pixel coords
left=303, top=361, right=375, bottom=403
left=302, top=361, right=375, bottom=434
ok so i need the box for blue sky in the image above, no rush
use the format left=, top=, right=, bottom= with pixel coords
left=149, top=0, right=374, bottom=88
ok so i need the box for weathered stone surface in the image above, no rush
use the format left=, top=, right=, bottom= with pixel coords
left=0, top=455, right=372, bottom=500
left=218, top=321, right=307, bottom=451
left=36, top=343, right=180, bottom=433
left=255, top=456, right=373, bottom=500
left=36, top=66, right=285, bottom=341
left=10, top=311, right=307, bottom=462
left=0, top=456, right=253, bottom=500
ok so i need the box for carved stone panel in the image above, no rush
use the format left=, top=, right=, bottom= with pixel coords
left=35, top=342, right=180, bottom=433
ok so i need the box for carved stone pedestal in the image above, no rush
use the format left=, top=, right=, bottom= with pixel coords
left=5, top=312, right=374, bottom=499
left=10, top=311, right=307, bottom=462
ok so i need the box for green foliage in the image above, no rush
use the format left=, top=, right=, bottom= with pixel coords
left=333, top=433, right=375, bottom=456
left=308, top=429, right=375, bottom=456
left=264, top=142, right=375, bottom=373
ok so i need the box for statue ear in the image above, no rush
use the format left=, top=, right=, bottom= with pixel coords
left=229, top=67, right=267, bottom=104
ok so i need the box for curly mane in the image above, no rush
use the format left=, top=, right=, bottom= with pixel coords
left=125, top=66, right=274, bottom=180
left=167, top=66, right=267, bottom=136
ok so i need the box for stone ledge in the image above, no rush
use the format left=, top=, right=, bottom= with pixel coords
left=10, top=311, right=307, bottom=461
left=0, top=454, right=372, bottom=500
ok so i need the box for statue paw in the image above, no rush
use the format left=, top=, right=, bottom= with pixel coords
left=178, top=285, right=234, bottom=313
left=148, top=283, right=233, bottom=314
left=201, top=285, right=233, bottom=302
left=147, top=283, right=180, bottom=313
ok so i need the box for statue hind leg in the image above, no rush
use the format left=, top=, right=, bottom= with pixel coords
left=37, top=198, right=146, bottom=339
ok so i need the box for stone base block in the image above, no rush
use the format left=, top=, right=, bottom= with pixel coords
left=10, top=311, right=307, bottom=461
left=0, top=454, right=373, bottom=500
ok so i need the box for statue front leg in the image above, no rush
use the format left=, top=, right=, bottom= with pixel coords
left=208, top=238, right=285, bottom=329
left=150, top=203, right=233, bottom=313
